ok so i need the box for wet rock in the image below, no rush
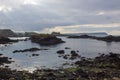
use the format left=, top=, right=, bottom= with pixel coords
left=9, top=58, right=12, bottom=59
left=96, top=72, right=107, bottom=78
left=63, top=62, right=70, bottom=66
left=0, top=55, right=13, bottom=65
left=70, top=51, right=80, bottom=60
left=46, top=72, right=55, bottom=77
left=77, top=50, right=79, bottom=52
left=58, top=55, right=62, bottom=57
left=57, top=50, right=65, bottom=54
left=75, top=69, right=89, bottom=78
left=58, top=50, right=80, bottom=60
left=63, top=54, right=70, bottom=59
left=13, top=48, right=48, bottom=53
left=71, top=51, right=76, bottom=54
left=75, top=52, right=120, bottom=69
left=63, top=55, right=69, bottom=59
left=5, top=66, right=9, bottom=68
left=32, top=54, right=39, bottom=56
left=0, top=54, right=3, bottom=56
left=0, top=52, right=120, bottom=80
left=65, top=47, right=71, bottom=49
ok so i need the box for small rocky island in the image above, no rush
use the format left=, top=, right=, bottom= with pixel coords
left=30, top=34, right=65, bottom=45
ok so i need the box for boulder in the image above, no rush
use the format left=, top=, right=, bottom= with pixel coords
left=70, top=51, right=80, bottom=60
left=57, top=50, right=65, bottom=54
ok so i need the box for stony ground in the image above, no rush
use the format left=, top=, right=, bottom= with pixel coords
left=0, top=52, right=120, bottom=80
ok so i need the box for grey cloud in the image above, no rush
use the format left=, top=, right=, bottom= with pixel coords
left=0, top=0, right=119, bottom=34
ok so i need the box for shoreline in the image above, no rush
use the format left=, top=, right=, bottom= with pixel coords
left=0, top=52, right=120, bottom=80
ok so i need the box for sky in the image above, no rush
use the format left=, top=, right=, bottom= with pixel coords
left=0, top=0, right=120, bottom=35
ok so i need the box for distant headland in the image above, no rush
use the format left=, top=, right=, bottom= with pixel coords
left=0, top=29, right=108, bottom=37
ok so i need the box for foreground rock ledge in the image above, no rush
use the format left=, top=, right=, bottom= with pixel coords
left=30, top=34, right=65, bottom=45
left=0, top=53, right=120, bottom=80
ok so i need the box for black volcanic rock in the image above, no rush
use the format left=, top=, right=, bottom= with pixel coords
left=0, top=36, right=18, bottom=44
left=57, top=50, right=65, bottom=54
left=0, top=54, right=13, bottom=65
left=75, top=52, right=120, bottom=69
left=32, top=54, right=39, bottom=56
left=0, top=53, right=120, bottom=80
left=30, top=34, right=65, bottom=45
left=13, top=48, right=48, bottom=53
left=65, top=47, right=70, bottom=49
left=70, top=51, right=80, bottom=60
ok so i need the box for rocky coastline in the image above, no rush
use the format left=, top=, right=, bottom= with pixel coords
left=68, top=35, right=120, bottom=42
left=0, top=52, right=120, bottom=80
left=0, top=31, right=120, bottom=80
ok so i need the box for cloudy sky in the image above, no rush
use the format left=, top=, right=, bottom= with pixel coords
left=0, top=0, right=120, bottom=35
